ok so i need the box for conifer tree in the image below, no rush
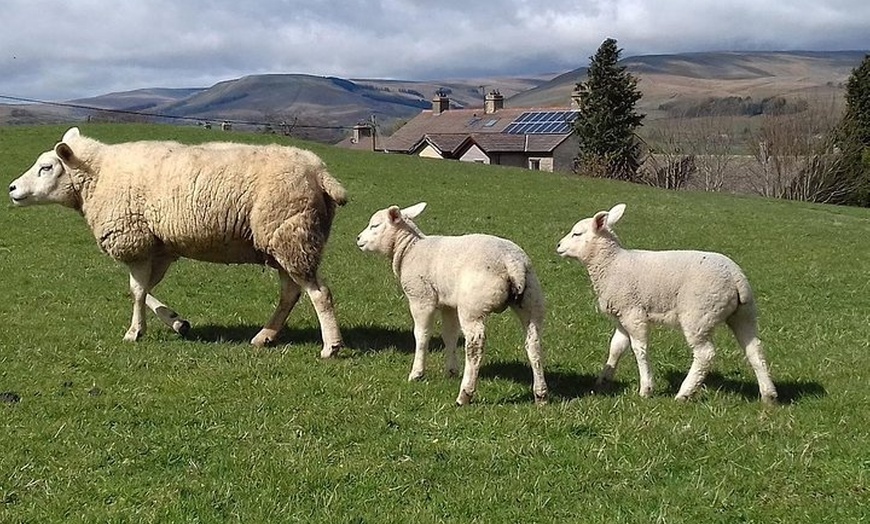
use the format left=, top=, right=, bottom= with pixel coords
left=573, top=38, right=645, bottom=181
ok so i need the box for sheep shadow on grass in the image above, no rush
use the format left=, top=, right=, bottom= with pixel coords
left=186, top=323, right=415, bottom=354
left=663, top=370, right=827, bottom=404
left=480, top=360, right=624, bottom=402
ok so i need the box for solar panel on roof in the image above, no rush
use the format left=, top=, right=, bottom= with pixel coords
left=503, top=110, right=579, bottom=135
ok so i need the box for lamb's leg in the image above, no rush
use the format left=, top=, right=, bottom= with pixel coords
left=676, top=334, right=716, bottom=401
left=252, top=269, right=302, bottom=347
left=408, top=303, right=437, bottom=381
left=623, top=321, right=654, bottom=397
left=728, top=308, right=778, bottom=404
left=512, top=304, right=548, bottom=404
left=456, top=316, right=486, bottom=406
left=598, top=326, right=631, bottom=386
left=440, top=307, right=460, bottom=377
left=300, top=277, right=343, bottom=358
left=123, top=260, right=153, bottom=342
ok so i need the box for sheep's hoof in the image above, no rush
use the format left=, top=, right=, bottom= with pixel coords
left=320, top=343, right=342, bottom=359
left=455, top=390, right=473, bottom=406
left=534, top=392, right=549, bottom=405
left=251, top=329, right=277, bottom=347
left=761, top=394, right=779, bottom=406
left=444, top=368, right=459, bottom=378
left=408, top=370, right=425, bottom=381
left=123, top=328, right=143, bottom=342
left=172, top=320, right=191, bottom=337
left=674, top=394, right=690, bottom=402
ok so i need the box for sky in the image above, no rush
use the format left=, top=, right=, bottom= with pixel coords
left=1, top=0, right=868, bottom=102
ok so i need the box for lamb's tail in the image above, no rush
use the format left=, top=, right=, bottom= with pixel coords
left=505, top=257, right=530, bottom=303
left=319, top=171, right=348, bottom=206
left=734, top=272, right=755, bottom=306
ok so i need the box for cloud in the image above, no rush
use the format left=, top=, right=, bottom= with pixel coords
left=1, top=0, right=868, bottom=101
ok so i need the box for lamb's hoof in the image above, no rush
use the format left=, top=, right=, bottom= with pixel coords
left=123, top=328, right=143, bottom=342
left=408, top=370, right=425, bottom=381
left=534, top=391, right=549, bottom=405
left=172, top=320, right=191, bottom=337
left=674, top=394, right=690, bottom=402
left=455, top=390, right=473, bottom=406
left=761, top=394, right=779, bottom=406
left=320, top=343, right=342, bottom=359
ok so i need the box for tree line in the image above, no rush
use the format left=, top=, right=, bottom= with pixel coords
left=573, top=38, right=870, bottom=207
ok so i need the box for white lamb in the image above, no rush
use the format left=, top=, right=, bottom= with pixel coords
left=556, top=203, right=777, bottom=403
left=9, top=127, right=347, bottom=357
left=356, top=202, right=548, bottom=406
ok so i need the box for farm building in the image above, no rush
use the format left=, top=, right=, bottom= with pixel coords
left=340, top=90, right=580, bottom=173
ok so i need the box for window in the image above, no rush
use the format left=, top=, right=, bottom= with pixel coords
left=528, top=159, right=541, bottom=170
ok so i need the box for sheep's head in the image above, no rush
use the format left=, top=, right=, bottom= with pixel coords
left=556, top=203, right=625, bottom=263
left=9, top=127, right=83, bottom=208
left=357, top=202, right=427, bottom=255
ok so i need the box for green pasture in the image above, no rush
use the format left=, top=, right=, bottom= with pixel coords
left=1, top=124, right=868, bottom=522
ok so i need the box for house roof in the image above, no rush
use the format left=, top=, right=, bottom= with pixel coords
left=379, top=106, right=577, bottom=155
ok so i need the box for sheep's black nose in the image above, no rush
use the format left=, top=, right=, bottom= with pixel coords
left=8, top=184, right=15, bottom=193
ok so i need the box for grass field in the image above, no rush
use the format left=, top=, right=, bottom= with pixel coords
left=1, top=124, right=868, bottom=523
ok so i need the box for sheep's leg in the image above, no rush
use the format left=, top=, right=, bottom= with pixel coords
left=456, top=316, right=486, bottom=406
left=440, top=308, right=460, bottom=378
left=408, top=303, right=437, bottom=381
left=123, top=260, right=153, bottom=342
left=252, top=269, right=302, bottom=347
left=145, top=295, right=190, bottom=336
left=299, top=277, right=343, bottom=358
left=676, top=334, right=716, bottom=401
left=512, top=304, right=548, bottom=404
left=728, top=308, right=778, bottom=404
left=145, top=256, right=189, bottom=336
left=598, top=326, right=631, bottom=386
left=624, top=322, right=654, bottom=397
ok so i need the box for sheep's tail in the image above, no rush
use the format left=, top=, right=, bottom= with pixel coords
left=505, top=257, right=529, bottom=303
left=319, top=171, right=348, bottom=206
left=734, top=272, right=755, bottom=306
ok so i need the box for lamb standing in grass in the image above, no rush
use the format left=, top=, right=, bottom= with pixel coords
left=357, top=202, right=548, bottom=405
left=8, top=127, right=347, bottom=357
left=556, top=203, right=777, bottom=403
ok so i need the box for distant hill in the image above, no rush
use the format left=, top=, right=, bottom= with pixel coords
left=508, top=51, right=866, bottom=120
left=0, top=51, right=865, bottom=142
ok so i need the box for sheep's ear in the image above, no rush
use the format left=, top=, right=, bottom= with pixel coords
left=605, top=203, right=626, bottom=227
left=387, top=206, right=403, bottom=224
left=591, top=211, right=609, bottom=233
left=54, top=142, right=78, bottom=166
left=62, top=127, right=80, bottom=142
left=401, top=202, right=427, bottom=219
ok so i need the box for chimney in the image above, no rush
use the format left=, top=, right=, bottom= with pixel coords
left=352, top=123, right=375, bottom=150
left=484, top=90, right=504, bottom=114
left=571, top=85, right=583, bottom=108
left=432, top=89, right=450, bottom=114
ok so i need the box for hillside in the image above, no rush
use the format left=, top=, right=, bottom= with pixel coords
left=0, top=51, right=865, bottom=141
left=509, top=51, right=866, bottom=120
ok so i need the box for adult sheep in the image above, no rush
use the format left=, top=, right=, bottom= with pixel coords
left=556, top=203, right=777, bottom=403
left=9, top=127, right=347, bottom=357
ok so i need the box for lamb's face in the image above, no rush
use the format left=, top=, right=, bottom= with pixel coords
left=556, top=217, right=596, bottom=262
left=356, top=208, right=395, bottom=255
left=9, top=150, right=75, bottom=207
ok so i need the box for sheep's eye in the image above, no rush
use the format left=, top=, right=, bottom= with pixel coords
left=38, top=165, right=52, bottom=176
left=572, top=231, right=582, bottom=237
left=369, top=223, right=380, bottom=230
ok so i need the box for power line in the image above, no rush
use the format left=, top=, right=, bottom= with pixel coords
left=0, top=94, right=355, bottom=130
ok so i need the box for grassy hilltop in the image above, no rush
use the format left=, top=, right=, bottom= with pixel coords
left=1, top=124, right=868, bottom=522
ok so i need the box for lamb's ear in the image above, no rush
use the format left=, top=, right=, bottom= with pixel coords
left=401, top=202, right=427, bottom=219
left=54, top=142, right=78, bottom=166
left=591, top=211, right=609, bottom=233
left=62, top=127, right=80, bottom=142
left=387, top=206, right=403, bottom=224
left=605, top=203, right=626, bottom=227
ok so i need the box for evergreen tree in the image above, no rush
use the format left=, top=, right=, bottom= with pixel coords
left=573, top=38, right=645, bottom=181
left=838, top=54, right=870, bottom=206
